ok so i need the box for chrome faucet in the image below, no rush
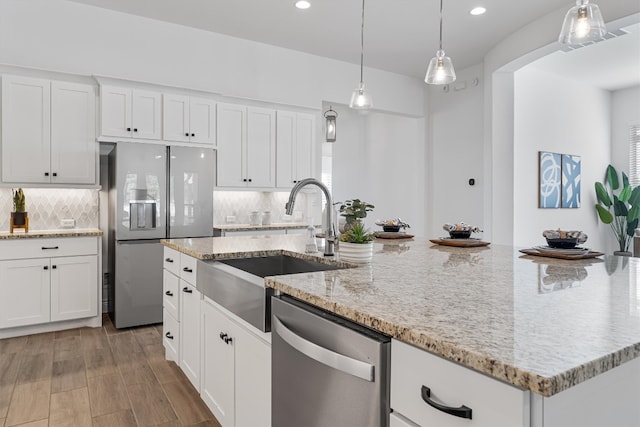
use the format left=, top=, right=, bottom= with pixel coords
left=286, top=178, right=336, bottom=256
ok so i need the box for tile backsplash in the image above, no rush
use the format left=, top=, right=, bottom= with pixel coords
left=0, top=188, right=99, bottom=231
left=214, top=191, right=322, bottom=225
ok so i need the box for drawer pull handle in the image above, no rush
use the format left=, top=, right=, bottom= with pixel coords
left=421, top=386, right=472, bottom=419
left=165, top=332, right=174, bottom=340
left=183, top=287, right=193, bottom=294
left=42, top=246, right=59, bottom=250
left=224, top=336, right=233, bottom=344
left=165, top=291, right=173, bottom=296
left=165, top=258, right=174, bottom=263
left=183, top=267, right=193, bottom=273
left=220, top=332, right=227, bottom=340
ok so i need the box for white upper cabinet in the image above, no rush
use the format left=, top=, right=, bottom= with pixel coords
left=276, top=110, right=315, bottom=188
left=1, top=75, right=96, bottom=185
left=217, top=103, right=276, bottom=188
left=100, top=85, right=161, bottom=140
left=163, top=94, right=216, bottom=145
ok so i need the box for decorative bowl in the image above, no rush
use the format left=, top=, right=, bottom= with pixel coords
left=383, top=225, right=400, bottom=232
left=545, top=238, right=578, bottom=249
left=449, top=230, right=472, bottom=239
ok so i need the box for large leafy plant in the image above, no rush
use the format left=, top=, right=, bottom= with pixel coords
left=595, top=165, right=640, bottom=252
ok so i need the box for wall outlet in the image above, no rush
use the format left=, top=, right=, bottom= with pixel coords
left=61, top=218, right=76, bottom=228
left=225, top=215, right=237, bottom=224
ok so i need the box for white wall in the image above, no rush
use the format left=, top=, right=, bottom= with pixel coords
left=0, top=0, right=424, bottom=117
left=611, top=86, right=640, bottom=174
left=513, top=67, right=611, bottom=252
left=330, top=106, right=426, bottom=236
left=427, top=64, right=485, bottom=238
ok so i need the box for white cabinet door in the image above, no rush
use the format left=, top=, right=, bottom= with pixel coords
left=189, top=97, right=216, bottom=145
left=163, top=93, right=190, bottom=143
left=201, top=298, right=235, bottom=427
left=50, top=81, right=96, bottom=185
left=180, top=280, right=201, bottom=391
left=216, top=103, right=246, bottom=187
left=1, top=75, right=51, bottom=183
left=131, top=89, right=162, bottom=140
left=163, top=308, right=180, bottom=363
left=234, top=320, right=271, bottom=427
left=0, top=259, right=50, bottom=328
left=246, top=107, right=275, bottom=188
left=163, top=270, right=180, bottom=320
left=276, top=110, right=296, bottom=188
left=100, top=85, right=132, bottom=138
left=50, top=255, right=98, bottom=322
left=295, top=112, right=315, bottom=181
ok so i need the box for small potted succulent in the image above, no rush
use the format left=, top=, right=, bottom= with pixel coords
left=338, top=199, right=375, bottom=232
left=338, top=222, right=375, bottom=263
left=11, top=188, right=28, bottom=232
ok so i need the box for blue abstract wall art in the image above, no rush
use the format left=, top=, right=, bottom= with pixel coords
left=561, top=154, right=581, bottom=208
left=539, top=151, right=562, bottom=208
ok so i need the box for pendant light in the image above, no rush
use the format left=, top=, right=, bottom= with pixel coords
left=324, top=106, right=338, bottom=142
left=425, top=0, right=456, bottom=85
left=349, top=0, right=372, bottom=110
left=558, top=0, right=606, bottom=45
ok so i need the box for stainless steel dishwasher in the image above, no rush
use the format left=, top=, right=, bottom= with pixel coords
left=272, top=295, right=390, bottom=427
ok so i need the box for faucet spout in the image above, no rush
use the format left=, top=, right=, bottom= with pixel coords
left=286, top=178, right=336, bottom=256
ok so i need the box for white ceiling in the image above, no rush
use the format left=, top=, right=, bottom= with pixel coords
left=68, top=0, right=639, bottom=88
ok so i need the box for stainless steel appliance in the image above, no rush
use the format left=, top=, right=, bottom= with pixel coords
left=272, top=295, right=391, bottom=427
left=108, top=142, right=214, bottom=328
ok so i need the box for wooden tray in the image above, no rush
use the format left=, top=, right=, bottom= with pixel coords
left=519, top=248, right=604, bottom=260
left=376, top=232, right=415, bottom=239
left=429, top=238, right=490, bottom=247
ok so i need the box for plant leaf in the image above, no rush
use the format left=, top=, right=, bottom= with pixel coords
left=629, top=186, right=640, bottom=207
left=629, top=204, right=640, bottom=223
left=595, top=204, right=613, bottom=223
left=622, top=171, right=630, bottom=188
left=618, top=185, right=632, bottom=203
left=613, top=199, right=628, bottom=217
left=628, top=218, right=639, bottom=236
left=606, top=164, right=619, bottom=190
left=595, top=182, right=611, bottom=206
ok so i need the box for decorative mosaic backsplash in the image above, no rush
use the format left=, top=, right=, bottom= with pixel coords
left=0, top=188, right=99, bottom=231
left=213, top=191, right=322, bottom=225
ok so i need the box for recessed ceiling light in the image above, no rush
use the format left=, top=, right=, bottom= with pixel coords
left=295, top=1, right=311, bottom=9
left=470, top=7, right=486, bottom=16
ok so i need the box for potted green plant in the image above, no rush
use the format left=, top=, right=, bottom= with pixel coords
left=594, top=164, right=640, bottom=256
left=338, top=199, right=375, bottom=232
left=338, top=222, right=375, bottom=263
left=11, top=188, right=28, bottom=232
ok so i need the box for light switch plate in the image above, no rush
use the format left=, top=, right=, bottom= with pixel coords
left=61, top=218, right=75, bottom=228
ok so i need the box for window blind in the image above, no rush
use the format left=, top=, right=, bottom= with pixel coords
left=631, top=125, right=640, bottom=187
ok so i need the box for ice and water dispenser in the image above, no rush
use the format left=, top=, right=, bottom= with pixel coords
left=128, top=189, right=158, bottom=230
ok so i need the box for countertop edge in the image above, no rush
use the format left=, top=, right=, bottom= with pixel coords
left=0, top=229, right=103, bottom=239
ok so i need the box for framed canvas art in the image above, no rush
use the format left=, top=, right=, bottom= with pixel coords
left=561, top=154, right=581, bottom=208
left=539, top=151, right=561, bottom=208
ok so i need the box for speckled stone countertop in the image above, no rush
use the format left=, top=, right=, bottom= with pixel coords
left=0, top=228, right=103, bottom=239
left=213, top=223, right=310, bottom=232
left=161, top=235, right=640, bottom=397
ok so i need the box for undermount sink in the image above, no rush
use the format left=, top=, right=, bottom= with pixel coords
left=217, top=254, right=343, bottom=278
left=197, top=254, right=346, bottom=332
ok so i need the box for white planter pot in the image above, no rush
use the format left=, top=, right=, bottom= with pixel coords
left=338, top=241, right=373, bottom=264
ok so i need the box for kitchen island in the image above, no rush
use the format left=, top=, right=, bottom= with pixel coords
left=162, top=234, right=640, bottom=425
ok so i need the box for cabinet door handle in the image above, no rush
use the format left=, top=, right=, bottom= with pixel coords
left=43, top=266, right=49, bottom=270
left=185, top=132, right=190, bottom=136
left=224, top=336, right=233, bottom=344
left=242, top=179, right=247, bottom=182
left=126, top=127, right=131, bottom=132
left=182, top=287, right=193, bottom=293
left=165, top=290, right=173, bottom=296
left=248, top=178, right=252, bottom=182
left=42, top=246, right=59, bottom=250
left=191, top=133, right=195, bottom=137
left=52, top=172, right=57, bottom=177
left=44, top=172, right=50, bottom=177
left=133, top=128, right=138, bottom=132
left=165, top=258, right=174, bottom=263
left=421, top=386, right=472, bottom=419
left=182, top=267, right=193, bottom=273
left=165, top=332, right=174, bottom=340
left=52, top=265, right=57, bottom=269
left=219, top=332, right=227, bottom=340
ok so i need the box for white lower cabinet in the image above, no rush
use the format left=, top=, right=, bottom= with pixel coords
left=391, top=339, right=529, bottom=427
left=180, top=280, right=201, bottom=391
left=50, top=255, right=98, bottom=322
left=163, top=308, right=180, bottom=362
left=0, top=258, right=50, bottom=328
left=201, top=296, right=271, bottom=427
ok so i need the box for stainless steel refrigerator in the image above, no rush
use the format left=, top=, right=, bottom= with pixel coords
left=108, top=142, right=214, bottom=328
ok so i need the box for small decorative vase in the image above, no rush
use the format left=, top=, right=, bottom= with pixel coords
left=338, top=241, right=373, bottom=264
left=613, top=251, right=632, bottom=257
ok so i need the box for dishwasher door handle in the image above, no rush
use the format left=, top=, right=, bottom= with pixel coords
left=272, top=315, right=375, bottom=382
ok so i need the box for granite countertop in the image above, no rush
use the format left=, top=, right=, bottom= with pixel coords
left=213, top=223, right=310, bottom=231
left=161, top=235, right=640, bottom=397
left=0, top=228, right=103, bottom=239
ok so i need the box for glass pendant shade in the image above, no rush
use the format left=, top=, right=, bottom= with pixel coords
left=425, top=50, right=456, bottom=85
left=324, top=107, right=337, bottom=142
left=349, top=82, right=373, bottom=110
left=558, top=0, right=606, bottom=44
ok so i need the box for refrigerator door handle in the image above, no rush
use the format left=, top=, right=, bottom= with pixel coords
left=272, top=315, right=375, bottom=382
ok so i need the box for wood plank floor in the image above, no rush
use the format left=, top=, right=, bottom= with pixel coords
left=0, top=316, right=221, bottom=427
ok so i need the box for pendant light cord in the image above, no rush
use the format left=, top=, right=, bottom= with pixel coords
left=439, top=0, right=443, bottom=51
left=360, top=0, right=365, bottom=84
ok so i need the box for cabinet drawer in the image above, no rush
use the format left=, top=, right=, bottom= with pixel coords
left=179, top=253, right=197, bottom=284
left=163, top=309, right=180, bottom=363
left=391, top=339, right=528, bottom=427
left=0, top=237, right=97, bottom=260
left=163, top=247, right=180, bottom=276
left=163, top=270, right=180, bottom=320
